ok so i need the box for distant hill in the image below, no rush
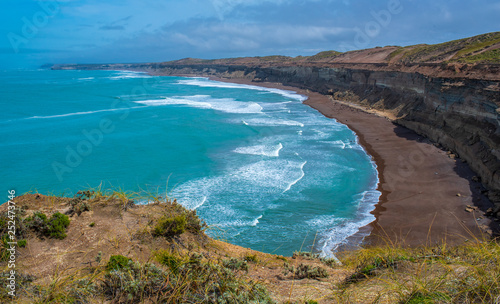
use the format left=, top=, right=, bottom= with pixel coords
left=162, top=31, right=500, bottom=66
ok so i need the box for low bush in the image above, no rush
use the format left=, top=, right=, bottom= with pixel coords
left=101, top=256, right=275, bottom=303
left=283, top=263, right=329, bottom=280
left=222, top=257, right=249, bottom=272
left=24, top=211, right=70, bottom=239
left=47, top=212, right=70, bottom=239
left=244, top=253, right=258, bottom=263
left=106, top=255, right=131, bottom=271
left=156, top=250, right=183, bottom=274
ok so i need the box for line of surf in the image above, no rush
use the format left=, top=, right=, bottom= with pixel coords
left=22, top=106, right=146, bottom=120
left=177, top=78, right=308, bottom=102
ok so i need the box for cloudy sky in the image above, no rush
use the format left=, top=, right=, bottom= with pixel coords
left=1, top=0, right=499, bottom=69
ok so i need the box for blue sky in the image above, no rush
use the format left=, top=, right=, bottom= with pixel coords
left=1, top=0, right=499, bottom=69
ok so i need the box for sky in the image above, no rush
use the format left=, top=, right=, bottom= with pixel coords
left=0, top=0, right=499, bottom=69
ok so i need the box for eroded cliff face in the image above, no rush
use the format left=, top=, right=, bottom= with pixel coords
left=147, top=64, right=500, bottom=210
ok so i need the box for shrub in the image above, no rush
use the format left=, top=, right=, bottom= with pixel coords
left=283, top=263, right=329, bottom=279
left=106, top=255, right=131, bottom=271
left=0, top=235, right=10, bottom=261
left=47, top=212, right=70, bottom=239
left=244, top=254, right=258, bottom=263
left=156, top=251, right=183, bottom=274
left=153, top=214, right=186, bottom=237
left=101, top=258, right=275, bottom=303
left=25, top=211, right=70, bottom=239
left=222, top=257, right=248, bottom=272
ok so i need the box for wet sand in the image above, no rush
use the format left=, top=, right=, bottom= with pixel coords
left=171, top=74, right=493, bottom=247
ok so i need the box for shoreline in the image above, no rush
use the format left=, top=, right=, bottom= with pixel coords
left=175, top=74, right=494, bottom=248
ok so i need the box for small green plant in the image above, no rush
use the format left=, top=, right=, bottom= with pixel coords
left=283, top=263, right=329, bottom=279
left=153, top=214, right=186, bottom=237
left=156, top=250, right=183, bottom=274
left=106, top=255, right=131, bottom=271
left=244, top=253, right=258, bottom=263
left=89, top=222, right=95, bottom=227
left=25, top=211, right=70, bottom=239
left=404, top=291, right=451, bottom=304
left=17, top=239, right=27, bottom=248
left=47, top=212, right=70, bottom=239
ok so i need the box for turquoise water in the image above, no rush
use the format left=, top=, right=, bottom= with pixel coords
left=0, top=69, right=380, bottom=256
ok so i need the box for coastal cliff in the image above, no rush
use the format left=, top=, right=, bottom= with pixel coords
left=51, top=32, right=500, bottom=217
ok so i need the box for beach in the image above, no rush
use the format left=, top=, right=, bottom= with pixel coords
left=201, top=76, right=494, bottom=247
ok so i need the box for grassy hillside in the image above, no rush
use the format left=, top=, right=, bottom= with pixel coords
left=387, top=31, right=500, bottom=64
left=1, top=191, right=499, bottom=303
left=162, top=31, right=500, bottom=66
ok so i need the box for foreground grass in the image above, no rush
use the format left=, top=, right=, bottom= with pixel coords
left=0, top=191, right=499, bottom=303
left=334, top=239, right=500, bottom=303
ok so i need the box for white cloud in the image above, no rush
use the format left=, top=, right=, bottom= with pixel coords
left=167, top=22, right=348, bottom=51
left=209, top=0, right=330, bottom=19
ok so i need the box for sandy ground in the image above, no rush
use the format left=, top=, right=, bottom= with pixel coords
left=198, top=76, right=496, bottom=248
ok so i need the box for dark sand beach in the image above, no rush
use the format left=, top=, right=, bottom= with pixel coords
left=199, top=76, right=494, bottom=248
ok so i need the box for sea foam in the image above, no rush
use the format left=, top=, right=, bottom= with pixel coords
left=233, top=143, right=283, bottom=157
left=133, top=95, right=263, bottom=114
left=177, top=78, right=308, bottom=102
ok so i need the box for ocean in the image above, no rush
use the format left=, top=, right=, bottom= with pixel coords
left=0, top=69, right=380, bottom=256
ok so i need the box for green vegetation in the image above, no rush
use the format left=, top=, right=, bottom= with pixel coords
left=387, top=47, right=404, bottom=60
left=103, top=256, right=274, bottom=303
left=283, top=263, right=329, bottom=280
left=222, top=257, right=249, bottom=272
left=154, top=214, right=187, bottom=237
left=152, top=199, right=205, bottom=237
left=17, top=239, right=27, bottom=248
left=306, top=50, right=342, bottom=61
left=0, top=207, right=28, bottom=261
left=3, top=191, right=499, bottom=303
left=27, top=253, right=275, bottom=303
left=293, top=250, right=338, bottom=267
left=156, top=250, right=183, bottom=273
left=256, top=55, right=292, bottom=62
left=457, top=48, right=500, bottom=63
left=452, top=32, right=500, bottom=59
left=244, top=253, right=258, bottom=263
left=106, top=255, right=132, bottom=271
left=388, top=31, right=500, bottom=64
left=335, top=239, right=500, bottom=303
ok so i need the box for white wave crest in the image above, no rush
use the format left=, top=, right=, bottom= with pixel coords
left=241, top=118, right=304, bottom=127
left=133, top=95, right=263, bottom=114
left=24, top=106, right=145, bottom=120
left=177, top=78, right=307, bottom=101
left=283, top=161, right=306, bottom=193
left=108, top=70, right=153, bottom=80
left=233, top=143, right=283, bottom=157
